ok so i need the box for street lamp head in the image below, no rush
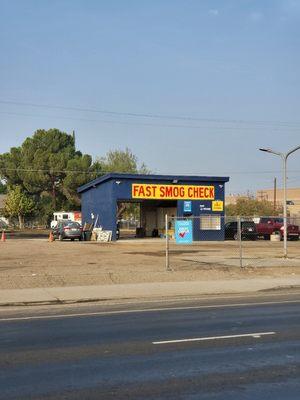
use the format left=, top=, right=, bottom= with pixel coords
left=259, top=148, right=282, bottom=156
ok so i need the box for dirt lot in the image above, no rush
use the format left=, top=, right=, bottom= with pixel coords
left=0, top=239, right=300, bottom=289
left=0, top=238, right=299, bottom=289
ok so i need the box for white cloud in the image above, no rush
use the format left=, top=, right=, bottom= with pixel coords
left=209, top=9, right=219, bottom=16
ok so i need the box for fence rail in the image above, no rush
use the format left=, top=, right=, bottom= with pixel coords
left=165, top=215, right=300, bottom=271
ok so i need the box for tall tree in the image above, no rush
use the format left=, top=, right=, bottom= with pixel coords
left=0, top=129, right=94, bottom=210
left=20, top=129, right=76, bottom=208
left=0, top=147, right=24, bottom=188
left=62, top=155, right=101, bottom=206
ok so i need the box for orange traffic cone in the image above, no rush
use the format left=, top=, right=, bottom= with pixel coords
left=49, top=231, right=54, bottom=242
left=1, top=231, right=6, bottom=242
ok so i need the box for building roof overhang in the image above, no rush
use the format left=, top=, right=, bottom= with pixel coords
left=78, top=173, right=230, bottom=194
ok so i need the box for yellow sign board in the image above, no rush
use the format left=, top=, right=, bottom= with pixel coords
left=212, top=200, right=223, bottom=211
left=132, top=184, right=215, bottom=200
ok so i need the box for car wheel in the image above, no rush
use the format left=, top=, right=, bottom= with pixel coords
left=78, top=237, right=82, bottom=241
left=71, top=238, right=75, bottom=241
left=58, top=234, right=63, bottom=241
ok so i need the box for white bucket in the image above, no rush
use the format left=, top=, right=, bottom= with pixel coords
left=270, top=233, right=281, bottom=242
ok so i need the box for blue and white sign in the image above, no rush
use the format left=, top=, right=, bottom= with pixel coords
left=175, top=220, right=193, bottom=244
left=183, top=201, right=192, bottom=213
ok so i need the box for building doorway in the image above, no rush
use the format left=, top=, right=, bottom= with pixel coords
left=117, top=200, right=177, bottom=239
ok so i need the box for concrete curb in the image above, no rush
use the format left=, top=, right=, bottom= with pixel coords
left=0, top=278, right=299, bottom=307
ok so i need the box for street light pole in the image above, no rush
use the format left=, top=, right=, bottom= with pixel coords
left=259, top=145, right=300, bottom=258
left=283, top=153, right=287, bottom=258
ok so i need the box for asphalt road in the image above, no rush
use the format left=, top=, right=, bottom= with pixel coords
left=0, top=292, right=299, bottom=399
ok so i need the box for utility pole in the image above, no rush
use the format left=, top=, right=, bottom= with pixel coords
left=72, top=130, right=76, bottom=148
left=257, top=190, right=266, bottom=201
left=273, top=177, right=277, bottom=213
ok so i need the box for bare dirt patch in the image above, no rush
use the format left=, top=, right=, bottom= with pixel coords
left=0, top=238, right=299, bottom=289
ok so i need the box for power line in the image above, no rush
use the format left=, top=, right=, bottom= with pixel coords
left=0, top=111, right=299, bottom=132
left=1, top=99, right=300, bottom=128
left=1, top=167, right=300, bottom=175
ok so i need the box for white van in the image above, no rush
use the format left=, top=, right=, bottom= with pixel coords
left=51, top=211, right=82, bottom=229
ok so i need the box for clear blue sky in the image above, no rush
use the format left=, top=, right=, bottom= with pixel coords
left=0, top=0, right=299, bottom=194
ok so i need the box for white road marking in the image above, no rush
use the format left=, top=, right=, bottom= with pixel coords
left=152, top=331, right=276, bottom=345
left=0, top=300, right=299, bottom=322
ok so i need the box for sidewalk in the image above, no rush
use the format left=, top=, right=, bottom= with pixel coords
left=1, top=277, right=299, bottom=306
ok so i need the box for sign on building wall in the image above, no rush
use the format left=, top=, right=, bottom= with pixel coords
left=184, top=201, right=192, bottom=213
left=175, top=220, right=193, bottom=244
left=212, top=200, right=224, bottom=212
left=132, top=184, right=215, bottom=200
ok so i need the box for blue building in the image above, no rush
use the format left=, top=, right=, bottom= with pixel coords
left=78, top=173, right=229, bottom=241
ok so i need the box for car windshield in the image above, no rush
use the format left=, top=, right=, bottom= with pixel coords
left=259, top=218, right=271, bottom=223
left=225, top=222, right=236, bottom=227
left=60, top=220, right=71, bottom=226
left=66, top=222, right=81, bottom=228
left=242, top=221, right=255, bottom=227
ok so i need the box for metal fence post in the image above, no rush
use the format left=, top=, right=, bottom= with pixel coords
left=238, top=216, right=243, bottom=269
left=165, top=214, right=170, bottom=271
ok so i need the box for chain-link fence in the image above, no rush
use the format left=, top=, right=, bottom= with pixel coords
left=165, top=215, right=300, bottom=271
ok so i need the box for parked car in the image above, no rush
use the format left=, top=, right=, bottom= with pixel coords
left=52, top=220, right=82, bottom=241
left=255, top=217, right=299, bottom=240
left=225, top=221, right=257, bottom=240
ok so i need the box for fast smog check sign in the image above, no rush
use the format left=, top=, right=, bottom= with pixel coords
left=175, top=220, right=193, bottom=244
left=132, top=184, right=215, bottom=200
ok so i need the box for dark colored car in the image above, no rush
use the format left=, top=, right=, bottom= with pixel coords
left=52, top=220, right=82, bottom=241
left=225, top=221, right=257, bottom=240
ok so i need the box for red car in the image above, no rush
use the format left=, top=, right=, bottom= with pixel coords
left=255, top=217, right=299, bottom=240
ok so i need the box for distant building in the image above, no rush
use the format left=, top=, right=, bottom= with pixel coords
left=225, top=194, right=252, bottom=205
left=256, top=187, right=300, bottom=217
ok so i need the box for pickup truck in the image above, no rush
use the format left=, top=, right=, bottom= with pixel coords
left=255, top=217, right=299, bottom=240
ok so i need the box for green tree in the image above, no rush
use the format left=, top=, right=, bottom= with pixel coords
left=62, top=154, right=101, bottom=206
left=226, top=197, right=283, bottom=217
left=4, top=186, right=35, bottom=228
left=0, top=129, right=94, bottom=212
left=0, top=147, right=24, bottom=188
left=98, top=148, right=150, bottom=174
left=19, top=129, right=77, bottom=208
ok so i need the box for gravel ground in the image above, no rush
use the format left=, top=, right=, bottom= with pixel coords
left=0, top=238, right=299, bottom=289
